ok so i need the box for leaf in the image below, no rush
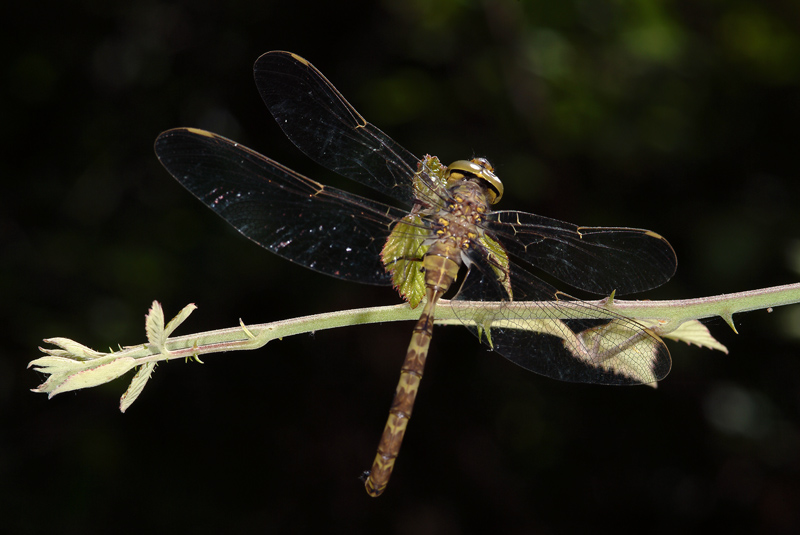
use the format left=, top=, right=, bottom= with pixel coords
left=31, top=354, right=138, bottom=398
left=470, top=313, right=664, bottom=386
left=146, top=301, right=166, bottom=350
left=664, top=320, right=728, bottom=353
left=413, top=155, right=447, bottom=203
left=381, top=214, right=428, bottom=308
left=37, top=338, right=107, bottom=360
left=164, top=303, right=198, bottom=338
left=120, top=362, right=157, bottom=413
left=571, top=320, right=664, bottom=386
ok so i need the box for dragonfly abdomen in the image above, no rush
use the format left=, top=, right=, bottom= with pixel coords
left=363, top=299, right=433, bottom=497
left=364, top=250, right=460, bottom=497
left=365, top=179, right=496, bottom=497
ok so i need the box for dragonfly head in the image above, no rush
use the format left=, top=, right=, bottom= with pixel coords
left=445, top=158, right=503, bottom=204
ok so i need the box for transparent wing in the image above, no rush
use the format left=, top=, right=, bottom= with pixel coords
left=254, top=51, right=421, bottom=206
left=160, top=53, right=676, bottom=386
left=452, top=256, right=671, bottom=386
left=485, top=210, right=677, bottom=295
left=155, top=128, right=409, bottom=284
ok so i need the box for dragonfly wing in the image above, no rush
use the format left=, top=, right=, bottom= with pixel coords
left=485, top=210, right=677, bottom=296
left=155, top=128, right=406, bottom=284
left=453, top=256, right=671, bottom=385
left=254, top=51, right=420, bottom=206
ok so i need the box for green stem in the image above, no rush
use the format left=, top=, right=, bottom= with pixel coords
left=29, top=282, right=800, bottom=407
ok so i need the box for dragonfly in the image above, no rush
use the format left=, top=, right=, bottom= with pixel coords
left=155, top=51, right=677, bottom=497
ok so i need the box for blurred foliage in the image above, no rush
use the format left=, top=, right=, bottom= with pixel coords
left=4, top=0, right=800, bottom=533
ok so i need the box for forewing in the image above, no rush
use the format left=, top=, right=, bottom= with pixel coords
left=253, top=51, right=420, bottom=206
left=485, top=210, right=677, bottom=296
left=155, top=128, right=406, bottom=284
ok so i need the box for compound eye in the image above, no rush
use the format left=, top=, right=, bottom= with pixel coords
left=471, top=157, right=494, bottom=173
left=445, top=159, right=504, bottom=204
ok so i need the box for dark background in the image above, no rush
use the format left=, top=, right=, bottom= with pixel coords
left=4, top=1, right=800, bottom=533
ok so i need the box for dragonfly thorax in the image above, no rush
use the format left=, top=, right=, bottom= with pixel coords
left=423, top=179, right=493, bottom=279
left=445, top=158, right=503, bottom=204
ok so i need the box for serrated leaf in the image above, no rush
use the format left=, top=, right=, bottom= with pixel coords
left=119, top=362, right=156, bottom=413
left=571, top=320, right=663, bottom=386
left=381, top=214, right=428, bottom=308
left=32, top=354, right=138, bottom=397
left=146, top=301, right=166, bottom=350
left=164, top=303, right=198, bottom=338
left=664, top=320, right=728, bottom=353
left=38, top=338, right=106, bottom=360
left=29, top=355, right=99, bottom=375
left=413, top=155, right=447, bottom=202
